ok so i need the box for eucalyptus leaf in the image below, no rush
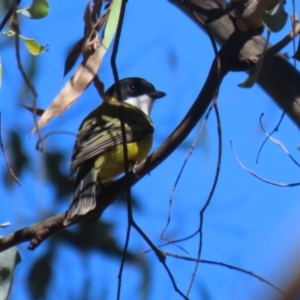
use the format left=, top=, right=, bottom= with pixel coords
left=102, top=0, right=121, bottom=50
left=5, top=30, right=47, bottom=55
left=19, top=35, right=47, bottom=55
left=17, top=0, right=49, bottom=19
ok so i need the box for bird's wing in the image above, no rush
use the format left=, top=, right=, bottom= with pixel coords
left=70, top=102, right=154, bottom=173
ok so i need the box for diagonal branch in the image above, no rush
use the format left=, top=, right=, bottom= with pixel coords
left=0, top=52, right=224, bottom=253
left=171, top=0, right=300, bottom=128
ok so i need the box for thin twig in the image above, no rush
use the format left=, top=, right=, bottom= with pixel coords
left=109, top=1, right=132, bottom=299
left=11, top=3, right=44, bottom=150
left=0, top=0, right=21, bottom=32
left=36, top=130, right=76, bottom=149
left=232, top=140, right=300, bottom=187
left=160, top=104, right=214, bottom=240
left=256, top=112, right=285, bottom=163
left=186, top=22, right=221, bottom=298
left=165, top=252, right=290, bottom=299
left=256, top=16, right=300, bottom=163
left=132, top=220, right=188, bottom=299
left=0, top=113, right=22, bottom=185
left=259, top=116, right=300, bottom=168
left=187, top=99, right=222, bottom=297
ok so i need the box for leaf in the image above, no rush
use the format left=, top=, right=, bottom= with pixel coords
left=31, top=2, right=121, bottom=133
left=0, top=241, right=21, bottom=300
left=17, top=0, right=49, bottom=19
left=6, top=31, right=47, bottom=55
left=262, top=0, right=287, bottom=32
left=31, top=43, right=103, bottom=133
left=19, top=35, right=47, bottom=55
left=102, top=0, right=121, bottom=50
left=63, top=8, right=110, bottom=77
left=21, top=104, right=45, bottom=116
left=63, top=38, right=84, bottom=76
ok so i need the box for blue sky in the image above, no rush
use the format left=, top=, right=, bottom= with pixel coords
left=1, top=0, right=300, bottom=299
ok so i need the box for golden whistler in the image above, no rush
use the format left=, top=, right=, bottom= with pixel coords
left=64, top=78, right=166, bottom=225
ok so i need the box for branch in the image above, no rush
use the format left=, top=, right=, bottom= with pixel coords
left=0, top=51, right=224, bottom=252
left=165, top=252, right=289, bottom=298
left=171, top=0, right=300, bottom=128
left=2, top=2, right=299, bottom=252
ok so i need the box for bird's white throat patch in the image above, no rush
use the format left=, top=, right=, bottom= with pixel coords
left=124, top=95, right=153, bottom=116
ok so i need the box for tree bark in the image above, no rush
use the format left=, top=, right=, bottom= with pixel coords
left=171, top=0, right=300, bottom=128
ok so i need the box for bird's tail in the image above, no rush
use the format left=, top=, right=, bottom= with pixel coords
left=64, top=165, right=100, bottom=226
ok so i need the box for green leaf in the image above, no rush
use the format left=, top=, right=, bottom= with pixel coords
left=5, top=30, right=47, bottom=56
left=19, top=35, right=47, bottom=55
left=102, top=0, right=122, bottom=50
left=17, top=0, right=49, bottom=19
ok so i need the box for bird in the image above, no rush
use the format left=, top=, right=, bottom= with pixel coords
left=63, top=77, right=166, bottom=226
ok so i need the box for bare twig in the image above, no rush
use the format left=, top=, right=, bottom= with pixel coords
left=0, top=113, right=22, bottom=185
left=186, top=22, right=221, bottom=298
left=259, top=115, right=300, bottom=168
left=256, top=112, right=285, bottom=163
left=187, top=98, right=222, bottom=297
left=36, top=130, right=76, bottom=150
left=132, top=220, right=187, bottom=299
left=165, top=252, right=290, bottom=299
left=0, top=0, right=21, bottom=32
left=11, top=4, right=44, bottom=150
left=231, top=140, right=300, bottom=187
left=108, top=1, right=132, bottom=299
left=109, top=0, right=192, bottom=297
left=160, top=104, right=214, bottom=240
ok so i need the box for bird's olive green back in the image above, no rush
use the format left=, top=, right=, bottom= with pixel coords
left=70, top=100, right=154, bottom=173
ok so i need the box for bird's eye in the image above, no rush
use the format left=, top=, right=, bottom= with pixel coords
left=128, top=84, right=136, bottom=93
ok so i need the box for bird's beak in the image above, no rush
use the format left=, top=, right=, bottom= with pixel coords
left=149, top=91, right=166, bottom=99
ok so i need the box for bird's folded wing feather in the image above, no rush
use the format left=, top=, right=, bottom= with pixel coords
left=71, top=104, right=154, bottom=173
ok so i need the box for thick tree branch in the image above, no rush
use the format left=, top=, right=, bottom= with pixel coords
left=171, top=0, right=300, bottom=127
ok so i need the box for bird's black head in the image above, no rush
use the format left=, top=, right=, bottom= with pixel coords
left=105, top=77, right=166, bottom=101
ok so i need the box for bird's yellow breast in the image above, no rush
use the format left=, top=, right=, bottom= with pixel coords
left=94, top=134, right=153, bottom=183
